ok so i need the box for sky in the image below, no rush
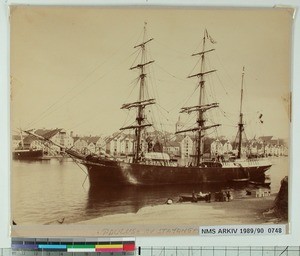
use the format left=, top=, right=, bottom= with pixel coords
left=10, top=6, right=292, bottom=140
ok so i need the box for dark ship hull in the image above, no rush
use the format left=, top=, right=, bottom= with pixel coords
left=81, top=156, right=271, bottom=187
left=12, top=149, right=43, bottom=160
left=234, top=158, right=272, bottom=181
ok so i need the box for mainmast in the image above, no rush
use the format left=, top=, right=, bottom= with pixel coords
left=176, top=29, right=220, bottom=166
left=237, top=67, right=245, bottom=159
left=120, top=23, right=155, bottom=163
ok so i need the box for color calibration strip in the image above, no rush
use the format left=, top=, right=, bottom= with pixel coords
left=12, top=238, right=135, bottom=253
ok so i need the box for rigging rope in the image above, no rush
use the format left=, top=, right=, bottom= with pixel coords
left=214, top=52, right=239, bottom=91
left=25, top=32, right=141, bottom=130
left=154, top=62, right=187, bottom=82
left=27, top=49, right=141, bottom=130
left=153, top=39, right=191, bottom=58
left=123, top=77, right=141, bottom=103
left=187, top=58, right=201, bottom=78
left=168, top=83, right=199, bottom=113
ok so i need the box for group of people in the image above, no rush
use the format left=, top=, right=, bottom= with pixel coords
left=192, top=191, right=212, bottom=203
left=176, top=190, right=233, bottom=204
left=192, top=190, right=232, bottom=203
left=214, top=190, right=232, bottom=202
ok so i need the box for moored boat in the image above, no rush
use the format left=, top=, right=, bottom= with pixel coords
left=178, top=191, right=210, bottom=202
left=12, top=130, right=44, bottom=160
left=12, top=149, right=44, bottom=160
left=26, top=24, right=272, bottom=186
left=68, top=24, right=271, bottom=186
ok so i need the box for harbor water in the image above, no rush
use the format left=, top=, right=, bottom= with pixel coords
left=11, top=157, right=289, bottom=225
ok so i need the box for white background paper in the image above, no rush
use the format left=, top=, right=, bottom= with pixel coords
left=1, top=0, right=299, bottom=248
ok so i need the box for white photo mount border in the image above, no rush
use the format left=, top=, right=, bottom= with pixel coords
left=1, top=0, right=300, bottom=248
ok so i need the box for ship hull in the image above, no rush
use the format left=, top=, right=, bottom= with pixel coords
left=12, top=149, right=43, bottom=160
left=83, top=158, right=271, bottom=186
left=236, top=159, right=272, bottom=181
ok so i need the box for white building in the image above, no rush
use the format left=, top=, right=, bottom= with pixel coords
left=222, top=140, right=233, bottom=154
left=210, top=139, right=223, bottom=156
left=119, top=135, right=134, bottom=155
left=180, top=135, right=194, bottom=159
left=73, top=138, right=88, bottom=153
left=34, top=128, right=74, bottom=155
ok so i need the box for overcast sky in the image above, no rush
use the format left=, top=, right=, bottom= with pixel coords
left=10, top=6, right=292, bottom=140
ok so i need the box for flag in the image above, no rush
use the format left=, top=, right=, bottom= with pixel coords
left=259, top=113, right=264, bottom=123
left=205, top=29, right=217, bottom=44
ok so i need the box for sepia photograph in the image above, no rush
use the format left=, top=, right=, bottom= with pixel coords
left=10, top=6, right=292, bottom=236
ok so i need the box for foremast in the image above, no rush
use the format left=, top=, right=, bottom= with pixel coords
left=120, top=23, right=155, bottom=163
left=176, top=30, right=220, bottom=166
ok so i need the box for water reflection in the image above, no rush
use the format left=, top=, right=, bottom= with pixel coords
left=86, top=182, right=251, bottom=217
left=12, top=157, right=287, bottom=224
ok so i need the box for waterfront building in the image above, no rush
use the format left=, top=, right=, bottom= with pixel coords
left=119, top=134, right=134, bottom=156
left=163, top=141, right=181, bottom=158
left=180, top=135, right=195, bottom=160
left=12, top=135, right=21, bottom=149
left=210, top=139, right=223, bottom=157
left=222, top=140, right=233, bottom=154
left=73, top=137, right=88, bottom=153
left=34, top=128, right=74, bottom=155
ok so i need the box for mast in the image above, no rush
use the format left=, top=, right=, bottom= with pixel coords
left=120, top=23, right=155, bottom=163
left=237, top=67, right=245, bottom=159
left=196, top=30, right=207, bottom=166
left=176, top=29, right=220, bottom=166
left=20, top=129, right=24, bottom=149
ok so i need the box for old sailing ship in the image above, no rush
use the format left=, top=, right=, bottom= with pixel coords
left=28, top=25, right=272, bottom=186
left=67, top=25, right=273, bottom=186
